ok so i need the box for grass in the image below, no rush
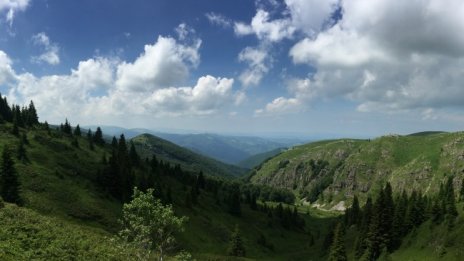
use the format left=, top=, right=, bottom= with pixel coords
left=0, top=123, right=340, bottom=260
left=252, top=132, right=464, bottom=206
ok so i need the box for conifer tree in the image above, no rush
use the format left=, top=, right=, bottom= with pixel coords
left=12, top=118, right=19, bottom=136
left=228, top=225, right=246, bottom=257
left=0, top=148, right=22, bottom=205
left=444, top=176, right=458, bottom=218
left=391, top=190, right=408, bottom=250
left=197, top=171, right=205, bottom=189
left=93, top=127, right=105, bottom=145
left=63, top=119, right=72, bottom=134
left=26, top=100, right=38, bottom=126
left=460, top=178, right=464, bottom=202
left=129, top=141, right=140, bottom=167
left=74, top=124, right=81, bottom=136
left=228, top=184, right=241, bottom=216
left=328, top=223, right=347, bottom=261
left=17, top=139, right=27, bottom=162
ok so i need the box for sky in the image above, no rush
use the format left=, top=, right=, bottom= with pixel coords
left=1, top=0, right=464, bottom=138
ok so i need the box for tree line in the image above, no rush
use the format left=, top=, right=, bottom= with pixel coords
left=328, top=177, right=463, bottom=260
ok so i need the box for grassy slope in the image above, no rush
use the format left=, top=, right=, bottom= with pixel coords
left=0, top=124, right=338, bottom=260
left=0, top=203, right=133, bottom=261
left=251, top=132, right=464, bottom=207
left=238, top=148, right=285, bottom=169
left=131, top=133, right=248, bottom=177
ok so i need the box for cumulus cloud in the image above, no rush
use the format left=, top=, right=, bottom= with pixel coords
left=238, top=46, right=270, bottom=87
left=31, top=32, right=60, bottom=65
left=1, top=36, right=239, bottom=123
left=0, top=0, right=30, bottom=26
left=205, top=12, right=232, bottom=28
left=0, top=50, right=16, bottom=84
left=284, top=0, right=339, bottom=36
left=259, top=0, right=464, bottom=115
left=116, top=36, right=201, bottom=92
left=233, top=1, right=339, bottom=91
left=256, top=77, right=314, bottom=115
left=255, top=97, right=300, bottom=115
left=234, top=9, right=295, bottom=42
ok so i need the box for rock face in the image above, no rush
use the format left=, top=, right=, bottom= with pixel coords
left=250, top=133, right=464, bottom=208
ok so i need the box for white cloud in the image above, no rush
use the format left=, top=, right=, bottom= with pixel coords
left=255, top=97, right=300, bottom=115
left=175, top=23, right=195, bottom=41
left=284, top=0, right=339, bottom=36
left=0, top=0, right=30, bottom=26
left=2, top=36, right=239, bottom=124
left=280, top=0, right=464, bottom=115
left=31, top=32, right=60, bottom=65
left=116, top=36, right=201, bottom=92
left=234, top=9, right=295, bottom=42
left=205, top=12, right=232, bottom=28
left=0, top=50, right=16, bottom=85
left=141, top=76, right=236, bottom=116
left=238, top=46, right=270, bottom=87
left=256, top=77, right=314, bottom=115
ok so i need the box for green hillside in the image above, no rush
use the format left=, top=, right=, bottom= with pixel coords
left=0, top=106, right=327, bottom=260
left=238, top=148, right=286, bottom=169
left=2, top=100, right=464, bottom=260
left=131, top=133, right=248, bottom=177
left=251, top=132, right=464, bottom=208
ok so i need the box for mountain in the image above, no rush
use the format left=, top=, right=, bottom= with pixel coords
left=238, top=147, right=286, bottom=169
left=130, top=133, right=247, bottom=177
left=86, top=125, right=303, bottom=165
left=3, top=114, right=464, bottom=259
left=0, top=121, right=334, bottom=260
left=250, top=131, right=464, bottom=209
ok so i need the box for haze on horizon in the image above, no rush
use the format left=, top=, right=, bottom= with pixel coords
left=1, top=0, right=464, bottom=138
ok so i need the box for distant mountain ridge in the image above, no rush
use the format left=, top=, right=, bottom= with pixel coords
left=131, top=133, right=247, bottom=177
left=86, top=125, right=305, bottom=165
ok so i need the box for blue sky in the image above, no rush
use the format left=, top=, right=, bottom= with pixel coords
left=1, top=0, right=464, bottom=138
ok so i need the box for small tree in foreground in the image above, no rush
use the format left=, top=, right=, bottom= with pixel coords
left=119, top=187, right=187, bottom=261
left=0, top=148, right=22, bottom=205
left=328, top=222, right=347, bottom=261
left=228, top=225, right=246, bottom=257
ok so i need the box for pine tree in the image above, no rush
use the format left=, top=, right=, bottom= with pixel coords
left=328, top=223, right=347, bottom=261
left=11, top=118, right=19, bottom=136
left=228, top=225, right=246, bottom=257
left=44, top=121, right=50, bottom=134
left=129, top=141, right=140, bottom=167
left=228, top=184, right=241, bottom=216
left=0, top=148, right=22, bottom=205
left=63, top=119, right=72, bottom=134
left=391, top=190, right=408, bottom=250
left=93, top=127, right=105, bottom=146
left=444, top=176, right=458, bottom=218
left=197, top=171, right=205, bottom=189
left=460, top=178, right=464, bottom=202
left=74, top=124, right=81, bottom=136
left=26, top=100, right=38, bottom=126
left=17, top=139, right=27, bottom=162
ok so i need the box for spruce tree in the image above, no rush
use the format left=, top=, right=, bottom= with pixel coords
left=93, top=127, right=105, bottom=146
left=74, top=124, right=81, bottom=136
left=26, top=100, right=38, bottom=126
left=17, top=139, right=27, bottom=162
left=12, top=118, right=19, bottom=136
left=129, top=141, right=140, bottom=167
left=460, top=178, right=464, bottom=202
left=228, top=225, right=246, bottom=257
left=444, top=176, right=458, bottom=218
left=0, top=148, right=22, bottom=205
left=328, top=223, right=347, bottom=261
